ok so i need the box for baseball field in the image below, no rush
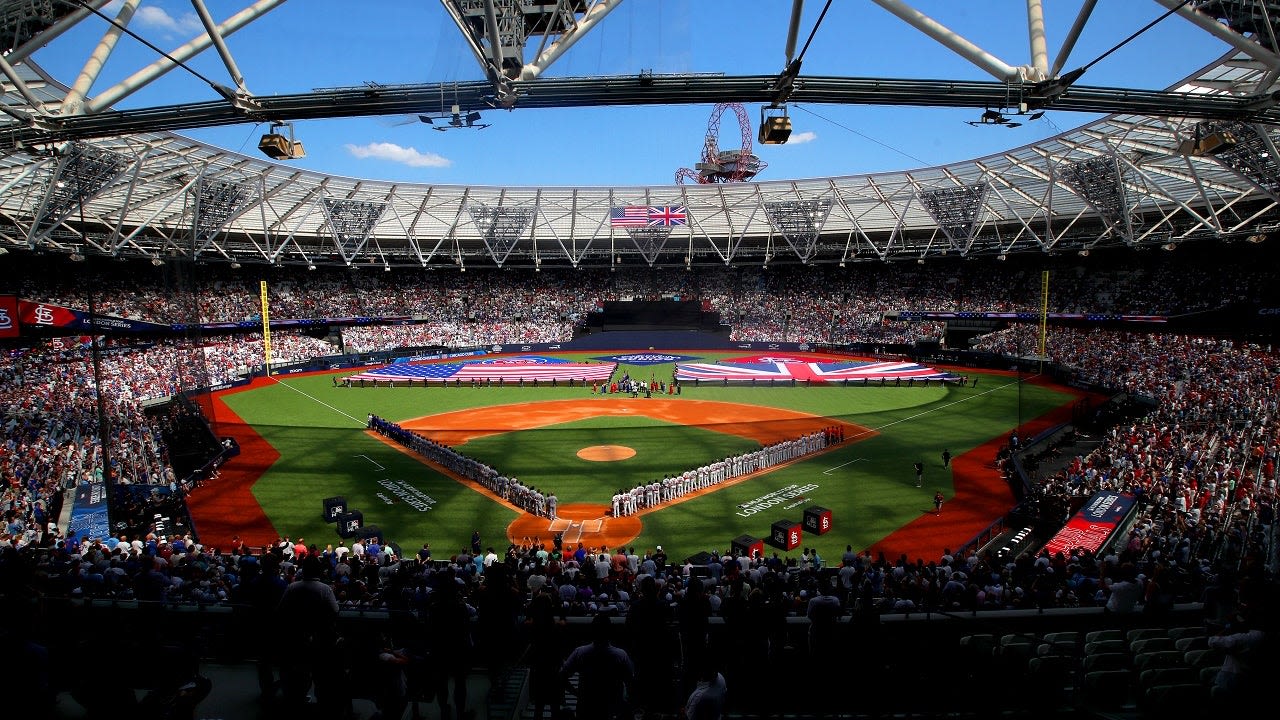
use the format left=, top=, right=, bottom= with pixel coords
left=185, top=350, right=1080, bottom=563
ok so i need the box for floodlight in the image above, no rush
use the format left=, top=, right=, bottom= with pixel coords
left=69, top=252, right=85, bottom=262
left=151, top=257, right=164, bottom=266
left=259, top=122, right=305, bottom=160
left=307, top=263, right=317, bottom=270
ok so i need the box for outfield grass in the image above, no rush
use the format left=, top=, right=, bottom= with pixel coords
left=218, top=352, right=1073, bottom=560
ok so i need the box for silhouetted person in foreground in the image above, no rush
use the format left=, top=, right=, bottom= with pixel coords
left=561, top=614, right=635, bottom=720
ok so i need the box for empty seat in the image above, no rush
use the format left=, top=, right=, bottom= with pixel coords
left=1038, top=631, right=1080, bottom=656
left=1130, top=636, right=1175, bottom=654
left=1085, top=629, right=1125, bottom=644
left=1085, top=639, right=1128, bottom=655
left=1199, top=665, right=1221, bottom=686
left=1183, top=648, right=1225, bottom=669
left=1143, top=682, right=1208, bottom=716
left=1139, top=666, right=1196, bottom=690
left=1126, top=627, right=1167, bottom=644
left=1041, top=631, right=1080, bottom=647
left=1175, top=635, right=1208, bottom=652
left=1027, top=654, right=1077, bottom=708
left=1000, top=632, right=1038, bottom=647
left=1083, top=652, right=1131, bottom=673
left=959, top=633, right=996, bottom=665
left=1134, top=650, right=1184, bottom=672
left=1166, top=626, right=1206, bottom=642
left=1083, top=669, right=1136, bottom=711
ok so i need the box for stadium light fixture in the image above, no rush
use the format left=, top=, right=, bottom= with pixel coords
left=229, top=261, right=241, bottom=269
left=69, top=252, right=85, bottom=262
left=307, top=263, right=317, bottom=270
left=996, top=254, right=1007, bottom=261
left=0, top=247, right=8, bottom=256
left=258, top=122, right=305, bottom=160
left=151, top=256, right=164, bottom=266
left=1078, top=249, right=1089, bottom=257
left=1247, top=234, right=1267, bottom=243
left=1161, top=242, right=1178, bottom=251
left=384, top=264, right=391, bottom=272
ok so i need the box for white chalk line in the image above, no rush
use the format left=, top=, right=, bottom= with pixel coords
left=356, top=454, right=385, bottom=471
left=268, top=376, right=367, bottom=427
left=823, top=377, right=1029, bottom=473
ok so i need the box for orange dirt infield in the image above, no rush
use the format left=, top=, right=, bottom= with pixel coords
left=378, top=398, right=870, bottom=550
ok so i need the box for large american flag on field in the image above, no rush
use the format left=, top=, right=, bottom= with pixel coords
left=346, top=358, right=617, bottom=384
left=610, top=205, right=687, bottom=227
left=674, top=360, right=957, bottom=384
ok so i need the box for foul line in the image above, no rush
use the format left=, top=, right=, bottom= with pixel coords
left=356, top=455, right=385, bottom=471
left=268, top=376, right=367, bottom=427
left=824, top=457, right=867, bottom=475
left=829, top=376, right=1029, bottom=471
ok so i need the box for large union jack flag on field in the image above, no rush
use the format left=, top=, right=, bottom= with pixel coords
left=610, top=205, right=687, bottom=227
left=674, top=360, right=956, bottom=384
left=346, top=359, right=617, bottom=384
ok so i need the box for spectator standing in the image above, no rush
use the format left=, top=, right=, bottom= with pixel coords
left=561, top=614, right=635, bottom=720
left=427, top=571, right=476, bottom=720
left=683, top=657, right=728, bottom=720
left=523, top=590, right=567, bottom=720
left=275, top=556, right=342, bottom=713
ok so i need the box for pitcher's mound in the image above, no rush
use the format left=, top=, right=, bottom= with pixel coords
left=577, top=445, right=636, bottom=461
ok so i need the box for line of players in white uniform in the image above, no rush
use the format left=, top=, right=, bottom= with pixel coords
left=371, top=415, right=831, bottom=521
left=610, top=429, right=828, bottom=517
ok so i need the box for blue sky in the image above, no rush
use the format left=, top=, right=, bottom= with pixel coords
left=30, top=1, right=1235, bottom=186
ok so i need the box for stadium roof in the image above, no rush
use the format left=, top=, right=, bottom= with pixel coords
left=2, top=1, right=1280, bottom=270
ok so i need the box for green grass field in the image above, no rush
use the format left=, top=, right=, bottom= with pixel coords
left=217, top=351, right=1074, bottom=561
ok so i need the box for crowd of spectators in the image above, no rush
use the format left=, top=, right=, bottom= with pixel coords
left=2, top=255, right=1278, bottom=701
left=11, top=245, right=1279, bottom=354
left=973, top=326, right=1277, bottom=585
left=2, top=248, right=1279, bottom=717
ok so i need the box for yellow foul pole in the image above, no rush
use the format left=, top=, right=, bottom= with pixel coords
left=260, top=280, right=272, bottom=376
left=1039, top=270, right=1049, bottom=372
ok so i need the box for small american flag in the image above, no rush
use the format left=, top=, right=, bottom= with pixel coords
left=610, top=206, right=651, bottom=227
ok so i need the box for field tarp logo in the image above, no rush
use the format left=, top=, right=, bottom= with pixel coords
left=735, top=483, right=820, bottom=517
left=592, top=353, right=699, bottom=365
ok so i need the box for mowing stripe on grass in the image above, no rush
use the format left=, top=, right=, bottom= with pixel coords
left=270, top=376, right=367, bottom=426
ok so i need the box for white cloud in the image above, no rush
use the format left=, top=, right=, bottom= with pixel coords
left=785, top=131, right=817, bottom=145
left=345, top=142, right=452, bottom=168
left=135, top=6, right=203, bottom=35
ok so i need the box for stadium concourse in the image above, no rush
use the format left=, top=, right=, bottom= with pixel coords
left=1, top=244, right=1278, bottom=719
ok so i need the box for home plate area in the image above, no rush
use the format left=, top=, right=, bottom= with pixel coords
left=548, top=517, right=604, bottom=542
